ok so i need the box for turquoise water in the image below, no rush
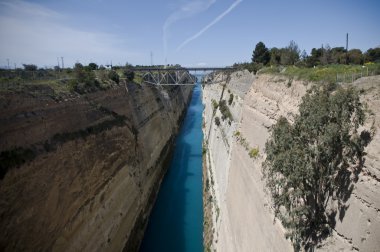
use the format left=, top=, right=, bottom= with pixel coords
left=139, top=84, right=204, bottom=252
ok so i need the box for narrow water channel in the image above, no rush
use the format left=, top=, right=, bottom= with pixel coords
left=139, top=83, right=204, bottom=252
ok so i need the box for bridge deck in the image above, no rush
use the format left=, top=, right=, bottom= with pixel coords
left=128, top=66, right=235, bottom=85
left=130, top=67, right=236, bottom=71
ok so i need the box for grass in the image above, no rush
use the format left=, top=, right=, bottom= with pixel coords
left=0, top=68, right=127, bottom=95
left=258, top=63, right=380, bottom=83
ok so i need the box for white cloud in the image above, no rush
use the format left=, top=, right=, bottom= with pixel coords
left=0, top=0, right=139, bottom=67
left=177, top=0, right=242, bottom=51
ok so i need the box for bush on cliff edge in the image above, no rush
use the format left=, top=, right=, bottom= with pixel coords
left=263, top=85, right=370, bottom=251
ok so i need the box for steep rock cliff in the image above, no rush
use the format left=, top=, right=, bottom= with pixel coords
left=0, top=81, right=192, bottom=251
left=203, top=71, right=380, bottom=251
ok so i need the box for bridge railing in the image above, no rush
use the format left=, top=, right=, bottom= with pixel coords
left=130, top=67, right=236, bottom=85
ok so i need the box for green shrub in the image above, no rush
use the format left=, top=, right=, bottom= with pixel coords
left=214, top=116, right=220, bottom=126
left=219, top=100, right=233, bottom=121
left=211, top=99, right=219, bottom=112
left=108, top=70, right=119, bottom=84
left=234, top=131, right=241, bottom=137
left=263, top=85, right=368, bottom=250
left=249, top=147, right=259, bottom=159
left=228, top=93, right=234, bottom=105
left=124, top=69, right=135, bottom=81
left=68, top=79, right=78, bottom=92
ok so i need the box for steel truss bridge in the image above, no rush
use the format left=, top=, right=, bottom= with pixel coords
left=130, top=67, right=236, bottom=85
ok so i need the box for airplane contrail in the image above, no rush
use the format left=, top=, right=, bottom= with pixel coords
left=177, top=0, right=243, bottom=51
left=163, top=0, right=216, bottom=61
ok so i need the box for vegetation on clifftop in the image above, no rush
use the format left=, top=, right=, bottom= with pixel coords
left=263, top=84, right=372, bottom=251
left=234, top=40, right=380, bottom=80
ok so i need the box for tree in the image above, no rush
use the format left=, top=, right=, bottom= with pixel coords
left=300, top=50, right=308, bottom=62
left=263, top=85, right=368, bottom=251
left=73, top=63, right=86, bottom=82
left=364, top=48, right=380, bottom=63
left=320, top=44, right=332, bottom=65
left=330, top=47, right=346, bottom=64
left=306, top=48, right=322, bottom=67
left=281, top=40, right=300, bottom=65
left=348, top=49, right=363, bottom=65
left=22, top=64, right=37, bottom=71
left=252, top=41, right=270, bottom=65
left=124, top=69, right=135, bottom=82
left=88, top=63, right=98, bottom=70
left=108, top=70, right=119, bottom=84
left=270, top=47, right=282, bottom=65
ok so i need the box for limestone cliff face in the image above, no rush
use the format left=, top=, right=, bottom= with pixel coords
left=0, top=82, right=192, bottom=251
left=203, top=71, right=380, bottom=251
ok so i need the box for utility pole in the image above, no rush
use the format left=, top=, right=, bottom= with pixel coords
left=61, top=57, right=64, bottom=69
left=57, top=57, right=60, bottom=70
left=150, top=51, right=153, bottom=66
left=346, top=33, right=349, bottom=64
left=6, top=58, right=10, bottom=69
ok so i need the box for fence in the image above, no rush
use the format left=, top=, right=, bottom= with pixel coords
left=336, top=69, right=378, bottom=83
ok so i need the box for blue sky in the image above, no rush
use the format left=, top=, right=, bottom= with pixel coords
left=0, top=0, right=379, bottom=68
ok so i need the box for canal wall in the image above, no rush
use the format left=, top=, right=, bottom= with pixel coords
left=202, top=71, right=380, bottom=251
left=0, top=82, right=192, bottom=251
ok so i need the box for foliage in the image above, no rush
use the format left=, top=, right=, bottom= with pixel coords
left=124, top=69, right=135, bottom=81
left=252, top=41, right=270, bottom=65
left=88, top=63, right=98, bottom=70
left=348, top=49, right=363, bottom=65
left=233, top=62, right=263, bottom=74
left=218, top=99, right=233, bottom=121
left=211, top=99, right=219, bottom=112
left=249, top=147, right=259, bottom=159
left=280, top=40, right=300, bottom=65
left=228, top=93, right=234, bottom=105
left=364, top=47, right=380, bottom=63
left=108, top=70, right=120, bottom=84
left=214, top=116, right=220, bottom=126
left=258, top=63, right=380, bottom=83
left=22, top=64, right=37, bottom=71
left=70, top=63, right=100, bottom=93
left=263, top=85, right=368, bottom=250
left=270, top=47, right=282, bottom=65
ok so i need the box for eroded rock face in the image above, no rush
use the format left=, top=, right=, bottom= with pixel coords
left=203, top=72, right=380, bottom=251
left=0, top=82, right=192, bottom=251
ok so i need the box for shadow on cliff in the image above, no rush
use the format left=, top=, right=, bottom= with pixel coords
left=139, top=84, right=203, bottom=252
left=305, top=129, right=373, bottom=251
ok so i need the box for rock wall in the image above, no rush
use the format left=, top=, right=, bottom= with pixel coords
left=0, top=82, right=192, bottom=251
left=202, top=71, right=380, bottom=251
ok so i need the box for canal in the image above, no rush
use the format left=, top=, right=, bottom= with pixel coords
left=139, top=83, right=204, bottom=252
